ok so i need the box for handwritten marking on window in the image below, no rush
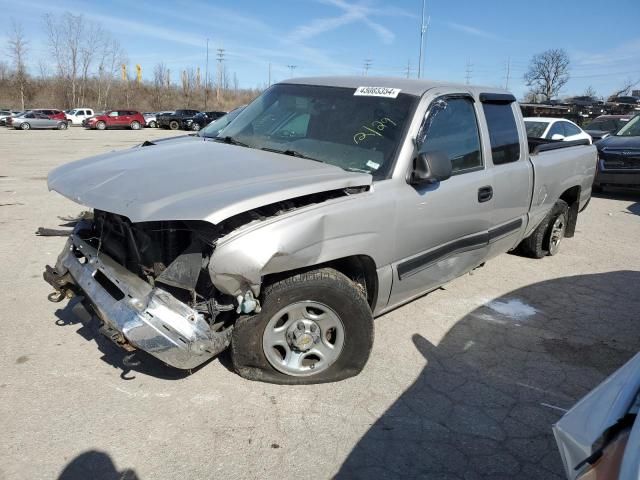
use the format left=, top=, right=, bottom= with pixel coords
left=354, top=117, right=397, bottom=144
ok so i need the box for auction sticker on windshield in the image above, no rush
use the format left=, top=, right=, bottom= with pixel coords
left=354, top=86, right=401, bottom=98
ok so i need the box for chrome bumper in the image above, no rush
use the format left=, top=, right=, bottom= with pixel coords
left=47, top=235, right=231, bottom=369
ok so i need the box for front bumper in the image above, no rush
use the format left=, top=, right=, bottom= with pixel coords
left=595, top=159, right=640, bottom=187
left=44, top=235, right=231, bottom=369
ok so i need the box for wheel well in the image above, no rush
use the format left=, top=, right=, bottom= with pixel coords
left=559, top=186, right=580, bottom=237
left=262, top=255, right=379, bottom=309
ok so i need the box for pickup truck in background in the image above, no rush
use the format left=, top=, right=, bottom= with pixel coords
left=65, top=108, right=95, bottom=126
left=44, top=77, right=597, bottom=384
left=157, top=109, right=201, bottom=130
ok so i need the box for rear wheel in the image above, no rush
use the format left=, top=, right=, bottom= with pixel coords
left=518, top=200, right=569, bottom=258
left=130, top=121, right=141, bottom=130
left=20, top=122, right=30, bottom=130
left=169, top=120, right=180, bottom=130
left=57, top=121, right=68, bottom=130
left=190, top=122, right=201, bottom=131
left=95, top=121, right=106, bottom=130
left=148, top=120, right=157, bottom=128
left=231, top=268, right=374, bottom=384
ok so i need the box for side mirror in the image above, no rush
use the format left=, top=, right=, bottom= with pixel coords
left=551, top=133, right=565, bottom=141
left=409, top=151, right=452, bottom=185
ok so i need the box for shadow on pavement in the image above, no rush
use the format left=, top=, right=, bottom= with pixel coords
left=53, top=296, right=225, bottom=380
left=337, top=271, right=640, bottom=480
left=57, top=450, right=139, bottom=480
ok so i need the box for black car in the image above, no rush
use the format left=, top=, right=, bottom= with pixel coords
left=584, top=115, right=633, bottom=141
left=157, top=109, right=201, bottom=130
left=594, top=114, right=640, bottom=191
left=565, top=96, right=603, bottom=108
left=183, top=111, right=226, bottom=131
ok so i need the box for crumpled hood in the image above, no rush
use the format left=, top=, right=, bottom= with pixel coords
left=48, top=140, right=372, bottom=224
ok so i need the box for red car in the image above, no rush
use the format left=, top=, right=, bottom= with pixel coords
left=85, top=110, right=146, bottom=130
left=31, top=109, right=66, bottom=121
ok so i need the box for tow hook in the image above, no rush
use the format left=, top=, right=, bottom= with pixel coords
left=47, top=291, right=66, bottom=303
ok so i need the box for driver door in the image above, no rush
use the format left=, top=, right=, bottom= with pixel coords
left=388, top=93, right=494, bottom=308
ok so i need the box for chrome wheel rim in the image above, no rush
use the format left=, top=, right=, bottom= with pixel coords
left=262, top=301, right=345, bottom=377
left=549, top=215, right=566, bottom=255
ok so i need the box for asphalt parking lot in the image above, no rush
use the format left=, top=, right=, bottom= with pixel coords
left=1, top=127, right=639, bottom=480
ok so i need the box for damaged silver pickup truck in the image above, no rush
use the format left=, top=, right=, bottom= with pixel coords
left=44, top=77, right=597, bottom=384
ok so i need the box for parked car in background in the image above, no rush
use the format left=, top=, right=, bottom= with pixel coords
left=524, top=117, right=592, bottom=143
left=0, top=110, right=15, bottom=126
left=583, top=114, right=633, bottom=141
left=594, top=114, right=640, bottom=191
left=183, top=110, right=226, bottom=131
left=554, top=353, right=640, bottom=480
left=142, top=112, right=158, bottom=128
left=607, top=96, right=640, bottom=107
left=44, top=77, right=596, bottom=384
left=31, top=109, right=67, bottom=121
left=11, top=111, right=68, bottom=130
left=85, top=110, right=146, bottom=130
left=565, top=96, right=603, bottom=108
left=157, top=109, right=200, bottom=130
left=65, top=108, right=95, bottom=126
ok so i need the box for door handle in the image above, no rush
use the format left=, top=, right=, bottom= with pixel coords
left=478, top=186, right=493, bottom=203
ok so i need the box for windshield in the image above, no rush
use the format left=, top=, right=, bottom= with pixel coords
left=217, top=84, right=416, bottom=179
left=616, top=115, right=640, bottom=136
left=525, top=121, right=549, bottom=138
left=200, top=107, right=244, bottom=138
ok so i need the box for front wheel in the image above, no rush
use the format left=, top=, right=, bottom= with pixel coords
left=148, top=121, right=157, bottom=128
left=130, top=121, right=141, bottom=130
left=231, top=268, right=374, bottom=384
left=95, top=121, right=106, bottom=130
left=190, top=122, right=201, bottom=131
left=20, top=122, right=31, bottom=130
left=169, top=120, right=179, bottom=130
left=57, top=121, right=68, bottom=130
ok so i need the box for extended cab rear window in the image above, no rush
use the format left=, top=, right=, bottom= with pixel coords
left=482, top=102, right=520, bottom=164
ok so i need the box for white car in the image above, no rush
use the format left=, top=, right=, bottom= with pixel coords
left=65, top=108, right=95, bottom=126
left=524, top=117, right=592, bottom=144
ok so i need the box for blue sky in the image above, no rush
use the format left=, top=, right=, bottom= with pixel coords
left=2, top=0, right=640, bottom=99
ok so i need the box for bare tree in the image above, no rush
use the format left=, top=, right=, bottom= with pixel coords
left=524, top=49, right=570, bottom=101
left=610, top=78, right=640, bottom=99
left=583, top=85, right=597, bottom=98
left=96, top=39, right=125, bottom=109
left=0, top=61, right=9, bottom=82
left=152, top=63, right=170, bottom=110
left=7, top=19, right=29, bottom=111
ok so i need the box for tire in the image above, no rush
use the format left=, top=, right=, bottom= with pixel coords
left=169, top=120, right=180, bottom=130
left=231, top=268, right=374, bottom=384
left=149, top=121, right=157, bottom=128
left=130, top=121, right=141, bottom=130
left=20, top=122, right=30, bottom=130
left=518, top=200, right=569, bottom=258
left=96, top=121, right=106, bottom=130
left=57, top=121, right=68, bottom=130
left=190, top=122, right=201, bottom=131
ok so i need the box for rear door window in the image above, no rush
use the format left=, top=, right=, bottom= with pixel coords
left=563, top=122, right=582, bottom=136
left=547, top=122, right=564, bottom=138
left=418, top=97, right=483, bottom=174
left=482, top=103, right=521, bottom=164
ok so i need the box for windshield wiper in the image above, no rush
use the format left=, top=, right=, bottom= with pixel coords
left=214, top=135, right=250, bottom=147
left=260, top=147, right=323, bottom=163
left=343, top=166, right=371, bottom=174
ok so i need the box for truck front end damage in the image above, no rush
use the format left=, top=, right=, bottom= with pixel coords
left=43, top=211, right=239, bottom=369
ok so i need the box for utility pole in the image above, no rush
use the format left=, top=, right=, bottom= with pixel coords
left=405, top=59, right=412, bottom=78
left=287, top=64, right=297, bottom=77
left=363, top=58, right=372, bottom=76
left=204, top=38, right=209, bottom=109
left=504, top=56, right=511, bottom=90
left=465, top=58, right=473, bottom=85
left=418, top=0, right=430, bottom=78
left=216, top=47, right=225, bottom=101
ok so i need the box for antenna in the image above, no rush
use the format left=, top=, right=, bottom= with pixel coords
left=418, top=1, right=429, bottom=78
left=405, top=59, right=412, bottom=78
left=505, top=56, right=511, bottom=90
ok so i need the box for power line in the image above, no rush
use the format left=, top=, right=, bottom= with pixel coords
left=363, top=58, right=372, bottom=76
left=216, top=47, right=225, bottom=101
